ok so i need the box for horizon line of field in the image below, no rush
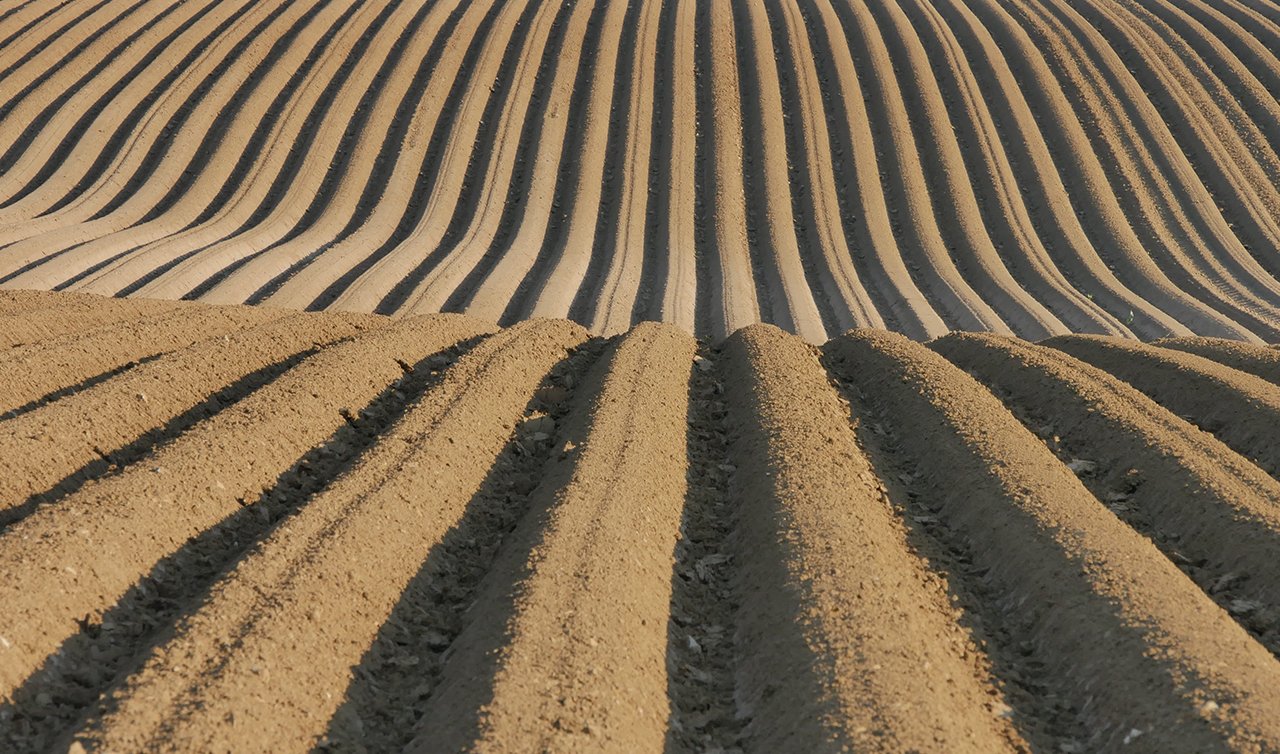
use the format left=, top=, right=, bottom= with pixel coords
left=1, top=0, right=1280, bottom=342
left=3, top=293, right=1280, bottom=750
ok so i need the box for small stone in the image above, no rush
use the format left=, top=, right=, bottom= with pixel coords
left=1229, top=599, right=1262, bottom=615
left=1123, top=728, right=1144, bottom=745
left=687, top=635, right=701, bottom=653
left=0, top=635, right=10, bottom=649
left=1067, top=458, right=1098, bottom=475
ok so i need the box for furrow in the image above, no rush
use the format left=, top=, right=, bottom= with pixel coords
left=1154, top=336, right=1280, bottom=387
left=11, top=0, right=372, bottom=288
left=0, top=314, right=493, bottom=706
left=693, top=0, right=758, bottom=340
left=1045, top=335, right=1280, bottom=480
left=68, top=319, right=588, bottom=752
left=459, top=0, right=616, bottom=325
left=0, top=312, right=378, bottom=516
left=289, top=0, right=539, bottom=313
left=0, top=316, right=492, bottom=750
left=893, top=0, right=1122, bottom=336
left=720, top=324, right=1026, bottom=751
left=934, top=332, right=1280, bottom=654
left=413, top=322, right=694, bottom=751
left=202, top=0, right=498, bottom=307
left=0, top=304, right=276, bottom=418
left=396, top=0, right=586, bottom=318
left=142, top=0, right=465, bottom=304
left=64, top=0, right=410, bottom=297
left=664, top=339, right=743, bottom=751
left=516, top=0, right=626, bottom=324
left=958, top=0, right=1245, bottom=339
left=1003, top=0, right=1277, bottom=339
left=795, top=0, right=946, bottom=339
left=828, top=0, right=1008, bottom=334
left=825, top=329, right=1280, bottom=751
left=761, top=0, right=883, bottom=334
left=584, top=0, right=666, bottom=337
left=861, top=0, right=1064, bottom=339
left=726, top=0, right=827, bottom=342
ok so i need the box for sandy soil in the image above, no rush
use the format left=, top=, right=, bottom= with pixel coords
left=3, top=0, right=1280, bottom=750
left=0, top=289, right=1278, bottom=752
left=1, top=0, right=1280, bottom=342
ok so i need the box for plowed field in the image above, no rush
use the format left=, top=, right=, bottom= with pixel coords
left=2, top=0, right=1280, bottom=341
left=3, top=289, right=1280, bottom=752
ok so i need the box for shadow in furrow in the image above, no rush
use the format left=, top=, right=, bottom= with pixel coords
left=0, top=352, right=165, bottom=422
left=821, top=357, right=1085, bottom=752
left=0, top=349, right=311, bottom=535
left=0, top=335, right=486, bottom=752
left=663, top=344, right=745, bottom=752
left=317, top=341, right=600, bottom=752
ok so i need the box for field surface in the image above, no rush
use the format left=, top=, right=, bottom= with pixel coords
left=2, top=289, right=1280, bottom=752
left=1, top=0, right=1280, bottom=341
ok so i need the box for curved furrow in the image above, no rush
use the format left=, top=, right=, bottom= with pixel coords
left=893, top=0, right=1128, bottom=336
left=757, top=0, right=883, bottom=334
left=195, top=0, right=501, bottom=307
left=392, top=0, right=587, bottom=319
left=1099, top=0, right=1280, bottom=283
left=0, top=0, right=291, bottom=263
left=262, top=0, right=540, bottom=313
left=68, top=0, right=428, bottom=297
left=66, top=320, right=587, bottom=752
left=1009, top=0, right=1280, bottom=339
left=1069, top=0, right=1280, bottom=304
left=833, top=0, right=1010, bottom=334
left=719, top=0, right=829, bottom=341
left=794, top=0, right=945, bottom=339
left=935, top=333, right=1280, bottom=654
left=863, top=0, right=1066, bottom=339
left=0, top=0, right=267, bottom=225
left=826, top=329, right=1280, bottom=751
left=0, top=0, right=131, bottom=111
left=1045, top=334, right=1280, bottom=481
left=1169, top=0, right=1280, bottom=99
left=582, top=0, right=668, bottom=337
left=448, top=0, right=611, bottom=326
left=0, top=315, right=495, bottom=724
left=959, top=0, right=1252, bottom=340
left=0, top=1, right=70, bottom=58
left=513, top=0, right=626, bottom=325
left=9, top=0, right=388, bottom=291
left=0, top=0, right=220, bottom=213
left=923, top=0, right=1176, bottom=339
left=130, top=0, right=461, bottom=303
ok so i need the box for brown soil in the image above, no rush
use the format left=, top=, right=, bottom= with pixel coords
left=0, top=290, right=1277, bottom=753
left=2, top=0, right=1280, bottom=342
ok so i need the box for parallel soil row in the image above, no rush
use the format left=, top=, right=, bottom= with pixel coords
left=2, top=0, right=1280, bottom=341
left=4, top=289, right=1280, bottom=752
